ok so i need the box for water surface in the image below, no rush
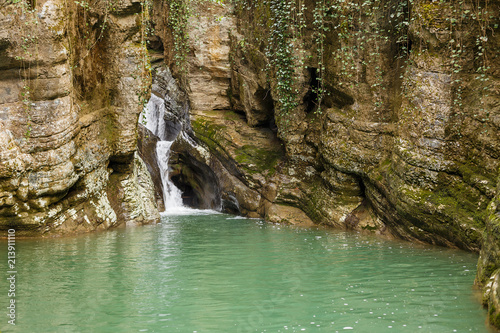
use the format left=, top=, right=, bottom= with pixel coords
left=0, top=212, right=490, bottom=332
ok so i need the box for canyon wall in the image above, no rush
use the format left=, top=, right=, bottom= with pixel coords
left=0, top=0, right=159, bottom=235
left=146, top=0, right=500, bottom=327
left=1, top=0, right=499, bottom=327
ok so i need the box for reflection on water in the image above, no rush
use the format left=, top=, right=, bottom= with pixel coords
left=0, top=214, right=491, bottom=332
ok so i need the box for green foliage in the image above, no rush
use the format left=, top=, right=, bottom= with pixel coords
left=232, top=0, right=306, bottom=125
left=231, top=0, right=496, bottom=130
left=265, top=0, right=299, bottom=119
left=168, top=0, right=190, bottom=75
left=312, top=0, right=328, bottom=113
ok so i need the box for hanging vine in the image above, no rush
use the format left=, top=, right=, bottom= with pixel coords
left=228, top=0, right=498, bottom=131
left=265, top=0, right=299, bottom=122
left=312, top=0, right=327, bottom=112
left=168, top=0, right=190, bottom=76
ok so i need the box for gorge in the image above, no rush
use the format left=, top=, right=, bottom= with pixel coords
left=0, top=0, right=499, bottom=329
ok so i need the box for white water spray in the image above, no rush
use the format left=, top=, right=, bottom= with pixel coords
left=141, top=94, right=167, bottom=140
left=156, top=141, right=184, bottom=211
left=140, top=95, right=186, bottom=213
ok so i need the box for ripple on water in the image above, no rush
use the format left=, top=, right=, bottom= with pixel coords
left=0, top=213, right=491, bottom=332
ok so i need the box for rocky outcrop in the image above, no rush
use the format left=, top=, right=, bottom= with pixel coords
left=476, top=171, right=500, bottom=327
left=150, top=0, right=234, bottom=111
left=137, top=125, right=165, bottom=212
left=0, top=0, right=159, bottom=235
left=2, top=0, right=498, bottom=326
left=181, top=109, right=284, bottom=216
left=186, top=1, right=235, bottom=111
left=144, top=0, right=500, bottom=328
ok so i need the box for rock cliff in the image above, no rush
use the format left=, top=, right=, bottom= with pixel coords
left=144, top=0, right=500, bottom=327
left=1, top=0, right=500, bottom=327
left=0, top=0, right=159, bottom=235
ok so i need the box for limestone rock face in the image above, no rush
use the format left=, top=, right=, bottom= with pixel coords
left=229, top=32, right=274, bottom=127
left=152, top=0, right=500, bottom=245
left=185, top=2, right=235, bottom=111
left=107, top=152, right=160, bottom=226
left=148, top=0, right=500, bottom=328
left=151, top=0, right=234, bottom=111
left=266, top=204, right=315, bottom=227
left=148, top=66, right=190, bottom=141
left=0, top=0, right=159, bottom=235
left=137, top=125, right=165, bottom=212
left=476, top=172, right=500, bottom=327
left=185, top=110, right=283, bottom=216
left=227, top=1, right=500, bottom=235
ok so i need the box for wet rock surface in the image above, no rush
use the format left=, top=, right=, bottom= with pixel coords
left=0, top=0, right=159, bottom=235
left=144, top=0, right=500, bottom=327
left=2, top=0, right=500, bottom=328
left=182, top=109, right=284, bottom=216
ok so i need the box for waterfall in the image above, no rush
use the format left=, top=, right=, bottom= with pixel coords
left=156, top=141, right=184, bottom=209
left=140, top=94, right=185, bottom=213
left=140, top=94, right=167, bottom=141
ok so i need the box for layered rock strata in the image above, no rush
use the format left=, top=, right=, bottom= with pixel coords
left=146, top=0, right=500, bottom=327
left=0, top=0, right=159, bottom=235
left=1, top=0, right=499, bottom=328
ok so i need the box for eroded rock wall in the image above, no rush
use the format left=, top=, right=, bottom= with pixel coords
left=0, top=0, right=159, bottom=235
left=476, top=171, right=500, bottom=326
left=226, top=0, right=497, bottom=244
left=226, top=0, right=499, bottom=325
left=148, top=0, right=500, bottom=327
left=151, top=0, right=499, bottom=244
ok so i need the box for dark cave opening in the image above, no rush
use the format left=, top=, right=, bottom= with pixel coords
left=253, top=87, right=276, bottom=130
left=170, top=174, right=200, bottom=208
left=304, top=67, right=320, bottom=113
left=255, top=88, right=274, bottom=117
left=169, top=151, right=221, bottom=210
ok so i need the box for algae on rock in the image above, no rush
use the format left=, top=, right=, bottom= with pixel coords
left=145, top=0, right=500, bottom=328
left=0, top=0, right=160, bottom=235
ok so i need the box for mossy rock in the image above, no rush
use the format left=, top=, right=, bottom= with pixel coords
left=234, top=144, right=282, bottom=174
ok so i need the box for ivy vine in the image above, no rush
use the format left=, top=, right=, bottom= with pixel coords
left=265, top=0, right=299, bottom=122
left=168, top=0, right=190, bottom=76
left=230, top=0, right=497, bottom=131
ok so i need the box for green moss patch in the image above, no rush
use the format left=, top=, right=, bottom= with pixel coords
left=234, top=144, right=282, bottom=174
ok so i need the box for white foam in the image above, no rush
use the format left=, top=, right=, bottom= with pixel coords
left=156, top=141, right=184, bottom=211
left=225, top=216, right=250, bottom=220
left=140, top=94, right=167, bottom=140
left=160, top=208, right=221, bottom=216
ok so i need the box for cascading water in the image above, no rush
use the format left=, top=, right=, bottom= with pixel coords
left=140, top=94, right=185, bottom=213
left=140, top=94, right=167, bottom=141
left=156, top=141, right=184, bottom=210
